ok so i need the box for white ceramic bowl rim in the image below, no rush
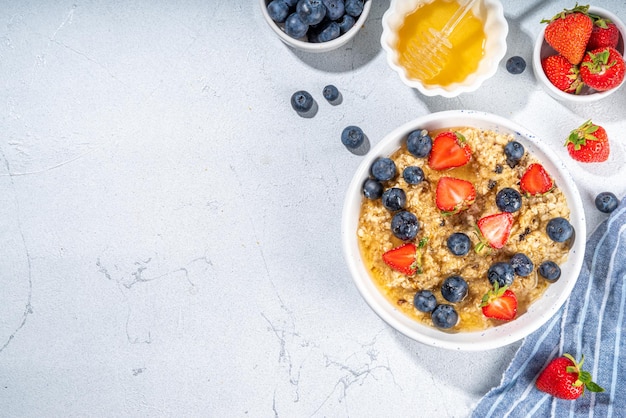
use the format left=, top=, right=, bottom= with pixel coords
left=381, top=0, right=509, bottom=97
left=341, top=110, right=586, bottom=351
left=532, top=6, right=626, bottom=103
left=259, top=0, right=372, bottom=53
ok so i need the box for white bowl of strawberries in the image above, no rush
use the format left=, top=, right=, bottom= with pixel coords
left=533, top=4, right=626, bottom=102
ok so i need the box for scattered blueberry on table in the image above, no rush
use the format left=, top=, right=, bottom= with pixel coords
left=595, top=191, right=618, bottom=213
left=341, top=125, right=365, bottom=149
left=290, top=90, right=317, bottom=117
left=506, top=56, right=526, bottom=74
left=322, top=84, right=341, bottom=104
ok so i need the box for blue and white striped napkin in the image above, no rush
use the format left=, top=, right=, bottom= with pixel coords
left=472, top=197, right=626, bottom=417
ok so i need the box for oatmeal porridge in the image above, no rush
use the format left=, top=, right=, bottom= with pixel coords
left=357, top=126, right=572, bottom=332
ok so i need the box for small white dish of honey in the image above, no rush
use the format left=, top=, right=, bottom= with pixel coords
left=381, top=0, right=508, bottom=97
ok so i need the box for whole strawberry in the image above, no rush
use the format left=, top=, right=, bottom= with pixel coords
left=536, top=353, right=604, bottom=399
left=565, top=120, right=610, bottom=163
left=542, top=4, right=593, bottom=65
left=587, top=15, right=620, bottom=50
left=580, top=46, right=625, bottom=91
left=541, top=54, right=583, bottom=94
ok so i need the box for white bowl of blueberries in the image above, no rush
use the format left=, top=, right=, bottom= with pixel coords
left=260, top=0, right=371, bottom=52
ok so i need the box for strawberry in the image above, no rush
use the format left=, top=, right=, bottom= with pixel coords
left=541, top=54, right=583, bottom=94
left=382, top=242, right=417, bottom=275
left=475, top=212, right=514, bottom=251
left=535, top=354, right=604, bottom=400
left=435, top=176, right=476, bottom=213
left=428, top=131, right=472, bottom=170
left=480, top=283, right=517, bottom=321
left=520, top=163, right=554, bottom=196
left=587, top=16, right=620, bottom=50
left=541, top=4, right=593, bottom=65
left=580, top=47, right=625, bottom=91
left=565, top=120, right=610, bottom=163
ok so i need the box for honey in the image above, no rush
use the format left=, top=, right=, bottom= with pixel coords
left=396, top=0, right=486, bottom=86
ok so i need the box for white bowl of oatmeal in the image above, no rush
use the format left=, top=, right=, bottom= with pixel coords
left=341, top=110, right=585, bottom=351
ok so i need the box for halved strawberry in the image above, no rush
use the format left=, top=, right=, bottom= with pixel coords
left=476, top=212, right=514, bottom=250
left=382, top=243, right=417, bottom=275
left=481, top=283, right=518, bottom=321
left=435, top=177, right=476, bottom=213
left=428, top=131, right=472, bottom=170
left=520, top=163, right=554, bottom=196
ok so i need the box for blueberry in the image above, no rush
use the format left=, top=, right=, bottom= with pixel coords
left=595, top=192, right=619, bottom=214
left=414, top=290, right=437, bottom=313
left=496, top=188, right=522, bottom=213
left=510, top=253, right=533, bottom=277
left=406, top=129, right=432, bottom=158
left=431, top=304, right=459, bottom=329
left=381, top=187, right=406, bottom=212
left=337, top=14, right=356, bottom=34
left=323, top=84, right=340, bottom=102
left=370, top=157, right=396, bottom=181
left=322, top=0, right=345, bottom=20
left=538, top=261, right=561, bottom=282
left=546, top=217, right=574, bottom=243
left=315, top=21, right=340, bottom=42
left=341, top=125, right=364, bottom=149
left=487, top=262, right=515, bottom=287
left=297, top=0, right=326, bottom=25
left=402, top=166, right=424, bottom=185
left=506, top=56, right=526, bottom=74
left=267, top=0, right=290, bottom=23
left=441, top=275, right=468, bottom=303
left=283, top=0, right=298, bottom=6
left=290, top=90, right=314, bottom=113
left=446, top=232, right=471, bottom=256
left=362, top=178, right=383, bottom=199
left=345, top=0, right=364, bottom=17
left=391, top=210, right=419, bottom=241
left=284, top=13, right=309, bottom=38
left=504, top=141, right=525, bottom=168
